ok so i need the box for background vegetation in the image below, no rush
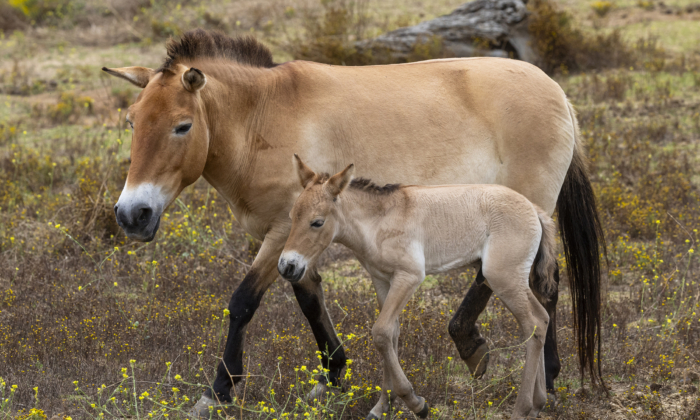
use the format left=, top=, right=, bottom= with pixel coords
left=1, top=0, right=700, bottom=418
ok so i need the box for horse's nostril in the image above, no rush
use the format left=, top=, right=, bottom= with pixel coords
left=285, top=262, right=296, bottom=277
left=137, top=207, right=153, bottom=224
left=113, top=205, right=119, bottom=216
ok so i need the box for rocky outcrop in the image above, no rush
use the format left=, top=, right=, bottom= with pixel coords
left=359, top=0, right=539, bottom=64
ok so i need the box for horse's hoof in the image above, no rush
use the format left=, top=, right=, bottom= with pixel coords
left=545, top=392, right=558, bottom=410
left=416, top=401, right=430, bottom=419
left=188, top=395, right=216, bottom=419
left=465, top=342, right=489, bottom=379
left=306, top=381, right=331, bottom=401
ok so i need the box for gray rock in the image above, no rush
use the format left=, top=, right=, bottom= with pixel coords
left=358, top=0, right=540, bottom=64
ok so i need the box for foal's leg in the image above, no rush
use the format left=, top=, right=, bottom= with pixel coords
left=367, top=278, right=397, bottom=417
left=292, top=269, right=347, bottom=400
left=489, top=279, right=549, bottom=419
left=368, top=272, right=428, bottom=419
left=448, top=268, right=492, bottom=378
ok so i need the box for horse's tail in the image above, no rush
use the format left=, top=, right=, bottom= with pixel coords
left=556, top=100, right=607, bottom=390
left=533, top=206, right=558, bottom=299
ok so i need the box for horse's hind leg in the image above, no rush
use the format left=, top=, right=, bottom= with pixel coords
left=542, top=264, right=562, bottom=405
left=448, top=268, right=492, bottom=378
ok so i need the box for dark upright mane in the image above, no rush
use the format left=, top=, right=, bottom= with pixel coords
left=350, top=178, right=400, bottom=195
left=159, top=29, right=275, bottom=72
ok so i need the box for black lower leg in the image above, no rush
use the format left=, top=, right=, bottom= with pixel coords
left=448, top=269, right=493, bottom=361
left=292, top=270, right=347, bottom=386
left=206, top=270, right=265, bottom=403
left=544, top=264, right=562, bottom=393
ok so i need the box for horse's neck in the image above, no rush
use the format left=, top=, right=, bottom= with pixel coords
left=199, top=64, right=272, bottom=202
left=335, top=190, right=390, bottom=257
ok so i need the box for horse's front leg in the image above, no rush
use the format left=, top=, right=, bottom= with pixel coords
left=291, top=268, right=348, bottom=400
left=190, top=228, right=287, bottom=417
left=448, top=268, right=492, bottom=378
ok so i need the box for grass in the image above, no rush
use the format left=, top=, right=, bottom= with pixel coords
left=1, top=0, right=700, bottom=418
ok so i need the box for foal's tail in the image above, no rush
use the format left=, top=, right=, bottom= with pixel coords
left=557, top=100, right=607, bottom=390
left=533, top=207, right=558, bottom=298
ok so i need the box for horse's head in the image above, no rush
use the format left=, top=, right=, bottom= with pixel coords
left=103, top=65, right=210, bottom=241
left=278, top=155, right=354, bottom=282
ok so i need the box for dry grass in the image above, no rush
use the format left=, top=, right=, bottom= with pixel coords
left=1, top=0, right=700, bottom=419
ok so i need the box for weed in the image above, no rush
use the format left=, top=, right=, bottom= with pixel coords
left=591, top=1, right=613, bottom=17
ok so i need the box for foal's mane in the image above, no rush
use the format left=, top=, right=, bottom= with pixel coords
left=312, top=174, right=400, bottom=196
left=158, top=29, right=275, bottom=72
left=350, top=178, right=401, bottom=195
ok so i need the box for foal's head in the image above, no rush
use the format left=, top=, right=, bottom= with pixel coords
left=278, top=155, right=354, bottom=282
left=103, top=64, right=210, bottom=241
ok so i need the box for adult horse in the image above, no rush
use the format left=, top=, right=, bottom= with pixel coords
left=104, top=29, right=605, bottom=416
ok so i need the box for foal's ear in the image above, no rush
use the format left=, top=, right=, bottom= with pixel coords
left=182, top=67, right=207, bottom=92
left=294, top=154, right=316, bottom=189
left=326, top=164, right=354, bottom=197
left=102, top=66, right=155, bottom=89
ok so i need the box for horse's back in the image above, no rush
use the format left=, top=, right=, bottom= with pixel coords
left=278, top=58, right=574, bottom=214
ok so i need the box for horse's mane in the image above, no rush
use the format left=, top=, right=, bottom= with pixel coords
left=159, top=29, right=275, bottom=72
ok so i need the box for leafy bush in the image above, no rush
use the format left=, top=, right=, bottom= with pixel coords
left=528, top=0, right=635, bottom=74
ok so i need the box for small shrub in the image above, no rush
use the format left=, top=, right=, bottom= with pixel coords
left=637, top=0, right=655, bottom=10
left=591, top=1, right=613, bottom=17
left=151, top=18, right=182, bottom=38
left=8, top=0, right=86, bottom=27
left=528, top=0, right=634, bottom=74
left=110, top=86, right=137, bottom=109
left=286, top=0, right=372, bottom=65
left=31, top=92, right=94, bottom=125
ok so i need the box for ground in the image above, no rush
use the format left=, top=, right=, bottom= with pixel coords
left=0, top=0, right=699, bottom=419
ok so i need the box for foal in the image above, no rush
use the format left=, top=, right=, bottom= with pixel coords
left=278, top=155, right=558, bottom=420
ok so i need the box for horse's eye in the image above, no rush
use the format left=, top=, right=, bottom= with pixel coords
left=310, top=220, right=324, bottom=228
left=175, top=123, right=192, bottom=135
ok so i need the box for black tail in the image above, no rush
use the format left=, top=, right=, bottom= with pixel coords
left=557, top=112, right=607, bottom=391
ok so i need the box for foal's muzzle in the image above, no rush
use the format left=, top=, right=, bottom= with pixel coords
left=278, top=252, right=307, bottom=283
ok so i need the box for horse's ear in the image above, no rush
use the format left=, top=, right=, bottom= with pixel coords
left=326, top=164, right=354, bottom=197
left=294, top=154, right=316, bottom=189
left=182, top=67, right=207, bottom=92
left=102, top=66, right=154, bottom=88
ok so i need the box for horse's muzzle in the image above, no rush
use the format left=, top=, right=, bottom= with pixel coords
left=114, top=203, right=161, bottom=242
left=278, top=253, right=307, bottom=282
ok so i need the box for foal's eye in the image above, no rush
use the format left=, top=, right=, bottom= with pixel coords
left=310, top=220, right=324, bottom=228
left=175, top=123, right=192, bottom=135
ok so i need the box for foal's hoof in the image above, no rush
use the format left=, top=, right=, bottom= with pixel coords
left=188, top=395, right=216, bottom=419
left=545, top=392, right=558, bottom=410
left=465, top=342, right=490, bottom=379
left=416, top=401, right=430, bottom=419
